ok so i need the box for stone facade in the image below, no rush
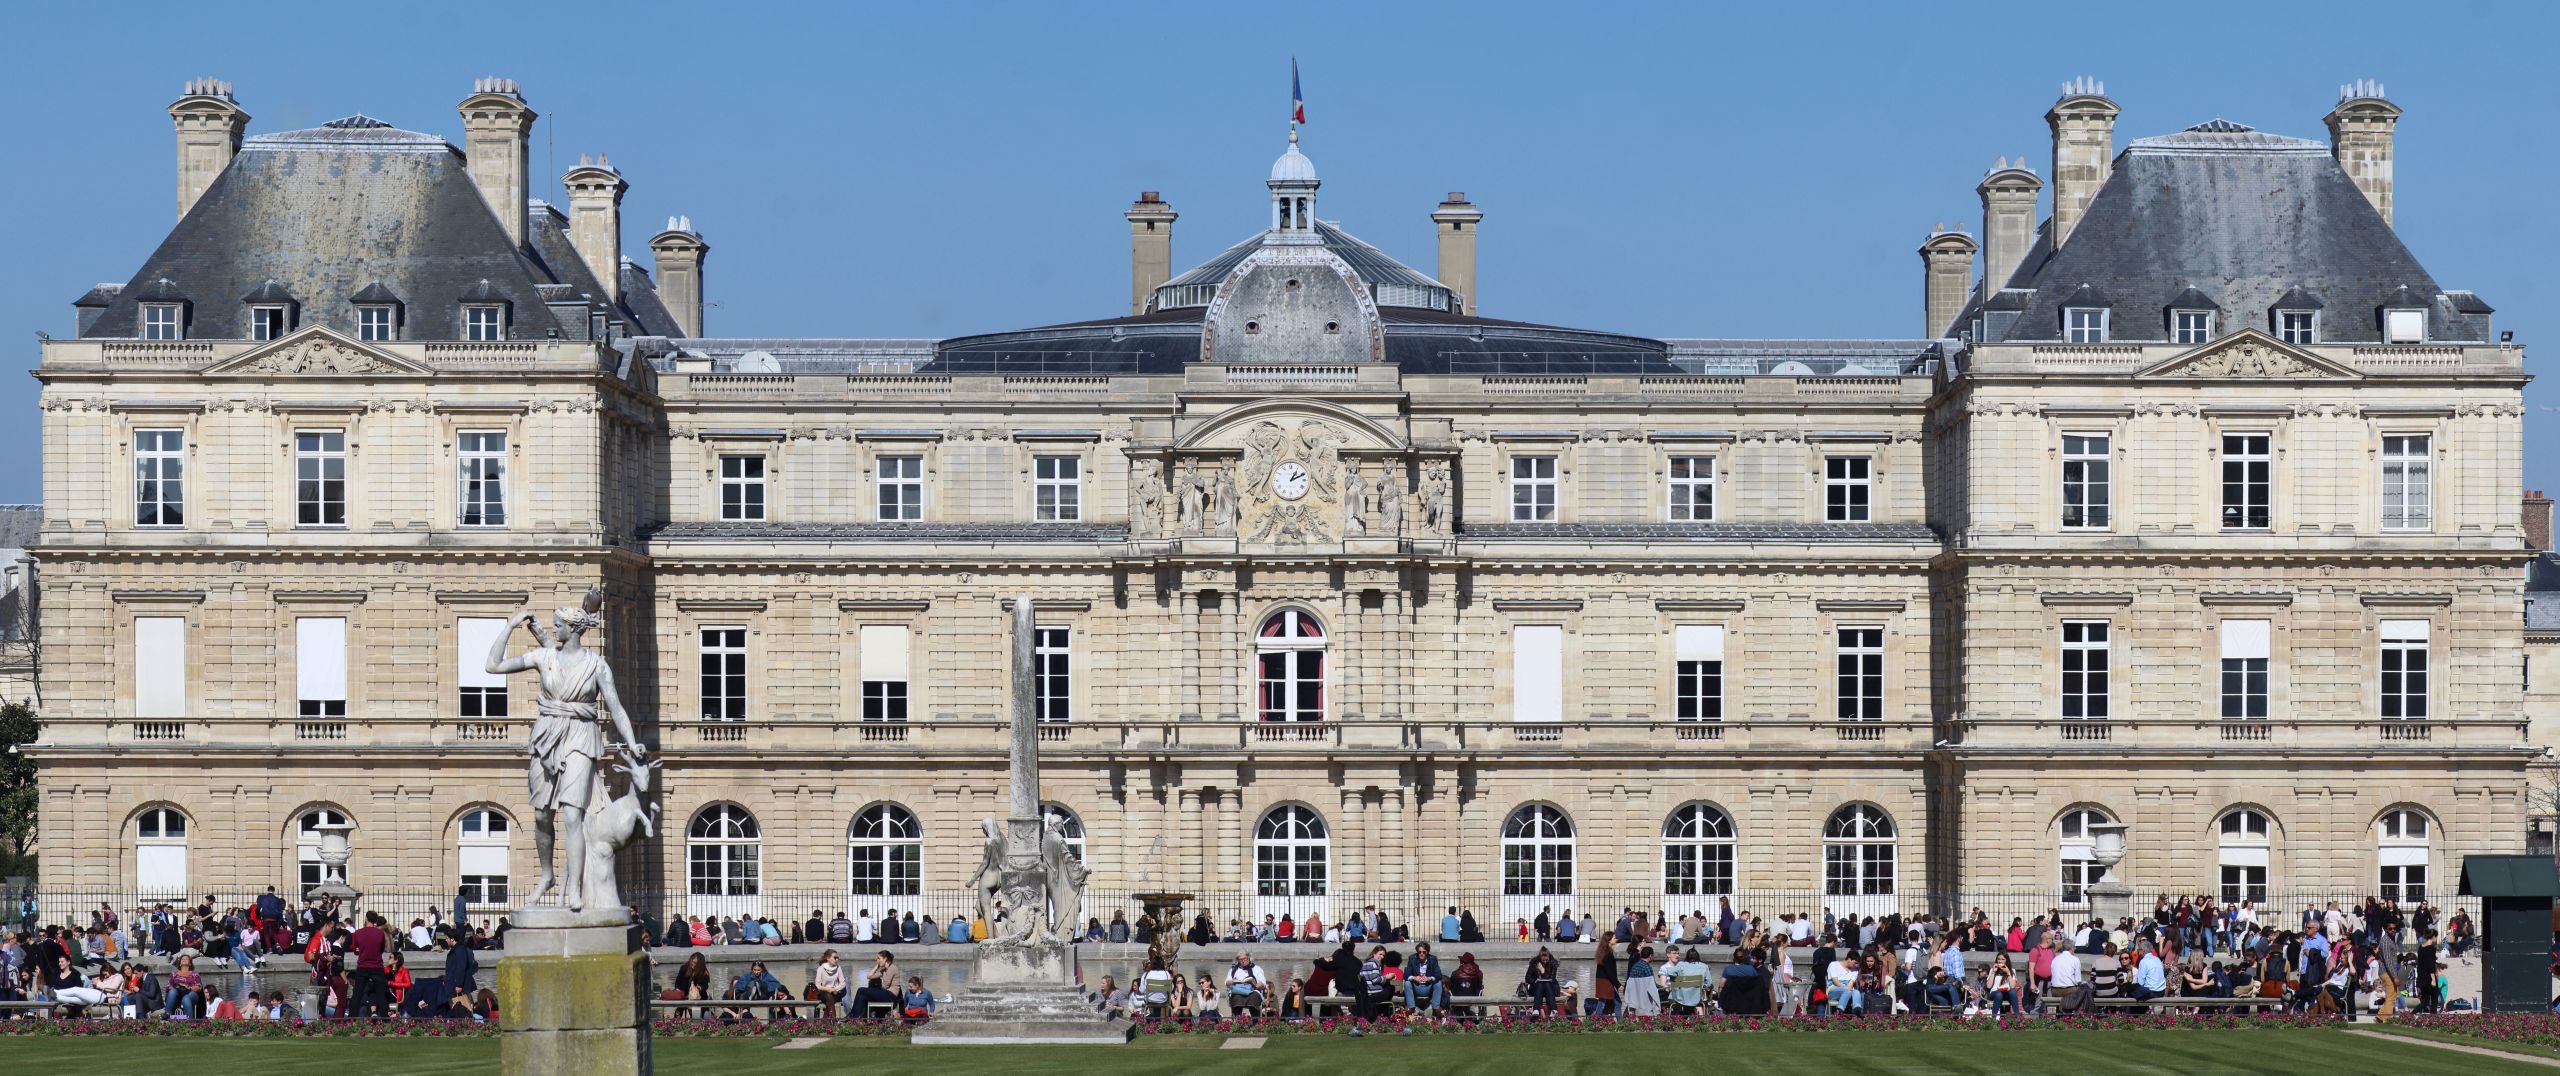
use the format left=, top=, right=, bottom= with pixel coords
left=25, top=76, right=2537, bottom=926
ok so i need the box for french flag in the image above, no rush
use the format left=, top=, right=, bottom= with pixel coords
left=1292, top=58, right=1305, bottom=125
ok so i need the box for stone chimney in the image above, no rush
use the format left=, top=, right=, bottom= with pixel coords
left=457, top=77, right=537, bottom=249
left=169, top=78, right=248, bottom=221
left=1124, top=192, right=1177, bottom=315
left=2046, top=77, right=2119, bottom=249
left=648, top=217, right=710, bottom=337
left=1431, top=193, right=1483, bottom=316
left=2527, top=489, right=2554, bottom=551
left=1917, top=226, right=1977, bottom=338
left=561, top=155, right=628, bottom=302
left=2325, top=80, right=2401, bottom=226
left=1976, top=158, right=2042, bottom=300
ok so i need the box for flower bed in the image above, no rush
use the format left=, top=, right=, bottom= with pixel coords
left=2397, top=1014, right=2560, bottom=1053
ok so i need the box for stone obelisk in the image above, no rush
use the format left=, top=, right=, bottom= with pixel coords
left=914, top=597, right=1133, bottom=1044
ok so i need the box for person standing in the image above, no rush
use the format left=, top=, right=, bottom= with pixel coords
left=347, top=912, right=391, bottom=1018
left=2416, top=928, right=2442, bottom=1013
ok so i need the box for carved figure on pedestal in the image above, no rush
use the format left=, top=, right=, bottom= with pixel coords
left=1419, top=461, right=1452, bottom=537
left=580, top=755, right=659, bottom=913
left=1042, top=810, right=1089, bottom=938
left=1175, top=461, right=1206, bottom=534
left=1209, top=467, right=1239, bottom=535
left=484, top=586, right=650, bottom=913
left=1344, top=467, right=1371, bottom=537
left=1129, top=463, right=1166, bottom=540
left=1377, top=465, right=1406, bottom=537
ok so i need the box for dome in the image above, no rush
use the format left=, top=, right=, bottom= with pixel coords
left=1269, top=134, right=1318, bottom=185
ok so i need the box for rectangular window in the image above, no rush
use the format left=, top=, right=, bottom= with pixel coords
left=464, top=305, right=504, bottom=341
left=2220, top=619, right=2271, bottom=720
left=295, top=617, right=347, bottom=719
left=719, top=455, right=765, bottom=521
left=860, top=625, right=911, bottom=723
left=2065, top=307, right=2108, bottom=343
left=457, top=616, right=510, bottom=719
left=1033, top=456, right=1081, bottom=522
left=2219, top=433, right=2270, bottom=530
left=249, top=306, right=289, bottom=341
left=295, top=431, right=347, bottom=527
left=2173, top=310, right=2215, bottom=344
left=1673, top=625, right=1724, bottom=722
left=2379, top=864, right=2427, bottom=904
left=2221, top=864, right=2268, bottom=905
left=142, top=304, right=183, bottom=341
left=2384, top=308, right=2426, bottom=344
left=135, top=616, right=186, bottom=719
left=875, top=455, right=924, bottom=521
left=1825, top=457, right=1871, bottom=522
left=1035, top=625, right=1070, bottom=723
left=1836, top=626, right=1884, bottom=722
left=2060, top=434, right=2110, bottom=529
left=1667, top=456, right=1715, bottom=521
left=356, top=306, right=395, bottom=342
left=457, top=431, right=508, bottom=527
left=2060, top=620, right=2110, bottom=719
left=2278, top=310, right=2317, bottom=345
left=1509, top=456, right=1557, bottom=522
left=2381, top=435, right=2431, bottom=531
left=134, top=429, right=185, bottom=527
left=1511, top=624, right=1564, bottom=723
left=698, top=627, right=747, bottom=722
left=2381, top=619, right=2429, bottom=720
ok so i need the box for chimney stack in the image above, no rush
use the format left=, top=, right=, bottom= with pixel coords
left=561, top=155, right=629, bottom=303
left=458, top=77, right=537, bottom=249
left=1431, top=193, right=1483, bottom=315
left=1976, top=158, right=2043, bottom=301
left=648, top=217, right=710, bottom=337
left=1124, top=192, right=1178, bottom=315
left=169, top=78, right=248, bottom=221
left=1917, top=225, right=1977, bottom=338
left=2526, top=489, right=2553, bottom=552
left=2046, top=77, right=2119, bottom=249
left=2325, top=80, right=2401, bottom=226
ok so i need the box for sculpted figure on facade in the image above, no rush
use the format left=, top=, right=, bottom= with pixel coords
left=1299, top=422, right=1348, bottom=499
left=1240, top=421, right=1287, bottom=497
left=483, top=586, right=650, bottom=913
left=2176, top=341, right=2314, bottom=378
left=1419, top=461, right=1452, bottom=536
left=1128, top=461, right=1166, bottom=539
left=1175, top=461, right=1206, bottom=534
left=1377, top=464, right=1405, bottom=537
left=1344, top=466, right=1370, bottom=537
left=1208, top=466, right=1239, bottom=535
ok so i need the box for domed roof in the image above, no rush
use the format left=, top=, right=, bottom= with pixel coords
left=1155, top=221, right=1452, bottom=312
left=1269, top=131, right=1318, bottom=184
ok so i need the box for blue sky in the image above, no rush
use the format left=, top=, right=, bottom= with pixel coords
left=1, top=0, right=2553, bottom=503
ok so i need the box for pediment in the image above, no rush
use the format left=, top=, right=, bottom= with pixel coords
left=1178, top=398, right=1404, bottom=453
left=205, top=326, right=432, bottom=377
left=2135, top=329, right=2358, bottom=380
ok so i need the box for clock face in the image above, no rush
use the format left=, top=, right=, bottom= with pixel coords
left=1271, top=461, right=1312, bottom=501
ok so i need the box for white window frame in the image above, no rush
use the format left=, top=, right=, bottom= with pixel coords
left=1673, top=624, right=1724, bottom=723
left=356, top=305, right=396, bottom=342
left=2217, top=809, right=2271, bottom=904
left=719, top=455, right=766, bottom=521
left=1501, top=804, right=1576, bottom=898
left=464, top=304, right=505, bottom=342
left=295, top=616, right=347, bottom=720
left=1823, top=805, right=1897, bottom=897
left=457, top=808, right=511, bottom=907
left=875, top=454, right=924, bottom=521
left=142, top=304, right=183, bottom=341
left=134, top=429, right=185, bottom=528
left=847, top=803, right=922, bottom=899
left=2380, top=434, right=2431, bottom=531
left=2219, top=433, right=2271, bottom=531
left=1662, top=803, right=1736, bottom=900
left=2220, top=619, right=2271, bottom=720
left=248, top=304, right=290, bottom=342
left=1510, top=455, right=1558, bottom=522
left=1835, top=625, right=1884, bottom=722
left=2277, top=310, right=2318, bottom=345
left=135, top=807, right=189, bottom=897
left=1825, top=456, right=1872, bottom=522
left=2378, top=809, right=2429, bottom=903
left=2060, top=434, right=2110, bottom=530
left=2381, top=619, right=2429, bottom=720
left=686, top=804, right=761, bottom=916
left=294, top=430, right=347, bottom=528
left=699, top=626, right=747, bottom=722
left=1034, top=625, right=1070, bottom=724
left=2064, top=307, right=2109, bottom=343
left=134, top=616, right=187, bottom=720
left=859, top=624, right=911, bottom=724
left=2060, top=619, right=2110, bottom=720
left=1255, top=609, right=1326, bottom=723
left=457, top=430, right=508, bottom=528
left=1255, top=805, right=1330, bottom=899
left=2172, top=309, right=2215, bottom=344
left=457, top=617, right=510, bottom=720
left=1033, top=455, right=1081, bottom=522
left=2383, top=308, right=2427, bottom=344
left=2059, top=808, right=2110, bottom=906
left=1667, top=455, right=1715, bottom=522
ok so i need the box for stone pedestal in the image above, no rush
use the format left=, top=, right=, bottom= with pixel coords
left=911, top=945, right=1134, bottom=1045
left=2088, top=880, right=2134, bottom=926
left=498, top=907, right=652, bottom=1076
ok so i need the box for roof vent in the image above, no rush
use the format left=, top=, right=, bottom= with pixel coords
left=2186, top=118, right=2255, bottom=134
left=321, top=114, right=394, bottom=129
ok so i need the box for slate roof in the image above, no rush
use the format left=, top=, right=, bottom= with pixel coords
left=0, top=505, right=40, bottom=550
left=1966, top=120, right=2490, bottom=345
left=922, top=306, right=1684, bottom=376
left=1156, top=220, right=1451, bottom=308
left=646, top=521, right=1129, bottom=542
left=2527, top=553, right=2560, bottom=632
left=1461, top=522, right=1939, bottom=542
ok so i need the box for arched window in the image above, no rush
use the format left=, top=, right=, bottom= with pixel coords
left=135, top=807, right=188, bottom=897
left=1254, top=805, right=1329, bottom=917
left=2059, top=808, right=2111, bottom=906
left=687, top=804, right=762, bottom=917
left=2217, top=808, right=2271, bottom=904
left=1823, top=805, right=1896, bottom=898
left=296, top=808, right=351, bottom=897
left=2378, top=809, right=2430, bottom=902
left=1043, top=804, right=1086, bottom=863
left=847, top=803, right=922, bottom=899
left=1502, top=805, right=1576, bottom=899
left=1256, top=610, right=1326, bottom=723
left=457, top=808, right=511, bottom=907
left=1661, top=804, right=1735, bottom=902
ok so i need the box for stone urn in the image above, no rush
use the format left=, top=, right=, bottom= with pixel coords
left=310, top=821, right=359, bottom=899
left=2086, top=822, right=2129, bottom=885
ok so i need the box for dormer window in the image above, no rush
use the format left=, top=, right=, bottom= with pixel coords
left=248, top=305, right=292, bottom=341
left=2064, top=307, right=2108, bottom=344
left=2383, top=308, right=2426, bottom=344
left=356, top=305, right=397, bottom=342
left=2277, top=310, right=2318, bottom=345
left=2172, top=310, right=2215, bottom=344
left=142, top=304, right=184, bottom=341
left=464, top=304, right=506, bottom=342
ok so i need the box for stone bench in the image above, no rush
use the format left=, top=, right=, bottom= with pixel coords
left=2091, top=995, right=2283, bottom=1012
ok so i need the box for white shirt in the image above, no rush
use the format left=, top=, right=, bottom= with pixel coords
left=408, top=925, right=432, bottom=949
left=1787, top=918, right=1814, bottom=943
left=2048, top=950, right=2083, bottom=989
left=854, top=916, right=877, bottom=942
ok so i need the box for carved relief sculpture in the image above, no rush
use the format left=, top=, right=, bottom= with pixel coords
left=1344, top=467, right=1371, bottom=537
left=1419, top=460, right=1452, bottom=536
left=1208, top=467, right=1239, bottom=535
left=1240, top=421, right=1288, bottom=496
left=2176, top=341, right=2314, bottom=378
left=1175, top=461, right=1206, bottom=534
left=1377, top=464, right=1405, bottom=537
left=1129, top=462, right=1166, bottom=540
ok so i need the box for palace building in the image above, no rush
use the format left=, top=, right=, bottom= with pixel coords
left=27, top=75, right=2536, bottom=924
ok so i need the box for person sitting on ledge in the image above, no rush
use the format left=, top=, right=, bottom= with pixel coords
left=901, top=975, right=935, bottom=1021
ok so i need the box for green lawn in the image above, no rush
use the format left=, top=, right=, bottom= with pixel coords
left=0, top=1027, right=2539, bottom=1076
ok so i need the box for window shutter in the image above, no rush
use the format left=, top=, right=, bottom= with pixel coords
left=135, top=617, right=186, bottom=718
left=458, top=617, right=508, bottom=688
left=860, top=625, right=911, bottom=683
left=2381, top=619, right=2430, bottom=644
left=2220, top=620, right=2271, bottom=660
left=297, top=617, right=348, bottom=703
left=1512, top=625, right=1564, bottom=722
left=1674, top=625, right=1725, bottom=664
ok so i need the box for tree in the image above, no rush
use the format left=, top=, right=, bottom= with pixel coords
left=0, top=702, right=34, bottom=868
